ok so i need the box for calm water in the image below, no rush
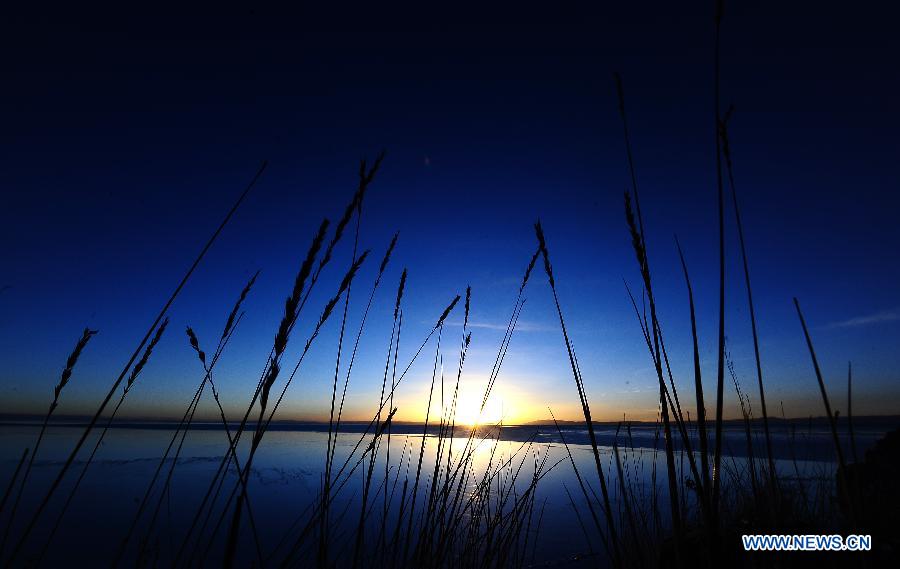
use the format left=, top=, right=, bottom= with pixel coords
left=0, top=421, right=891, bottom=567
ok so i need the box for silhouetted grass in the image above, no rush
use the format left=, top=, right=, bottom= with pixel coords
left=1, top=15, right=884, bottom=562
left=534, top=220, right=622, bottom=567
left=711, top=0, right=728, bottom=526
left=40, top=319, right=168, bottom=567
left=224, top=251, right=370, bottom=568
left=794, top=298, right=854, bottom=521
left=719, top=106, right=779, bottom=505
left=676, top=237, right=710, bottom=494
left=0, top=150, right=879, bottom=569
left=0, top=449, right=28, bottom=521
left=5, top=160, right=267, bottom=567
left=173, top=218, right=330, bottom=568
left=0, top=326, right=97, bottom=558
left=114, top=271, right=261, bottom=566
left=847, top=362, right=860, bottom=464
left=321, top=156, right=382, bottom=568
left=616, top=72, right=711, bottom=544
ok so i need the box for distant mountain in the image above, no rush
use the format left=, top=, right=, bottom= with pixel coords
left=523, top=415, right=900, bottom=429
left=2, top=412, right=898, bottom=431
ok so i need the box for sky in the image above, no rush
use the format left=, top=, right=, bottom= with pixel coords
left=1, top=2, right=899, bottom=424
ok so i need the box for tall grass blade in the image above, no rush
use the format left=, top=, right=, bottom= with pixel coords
left=534, top=221, right=622, bottom=567
left=847, top=361, right=859, bottom=463
left=711, top=0, right=728, bottom=523
left=719, top=107, right=779, bottom=499
left=42, top=320, right=167, bottom=565
left=6, top=160, right=266, bottom=565
left=0, top=449, right=29, bottom=519
left=0, top=327, right=98, bottom=558
left=793, top=298, right=854, bottom=520
left=675, top=237, right=710, bottom=495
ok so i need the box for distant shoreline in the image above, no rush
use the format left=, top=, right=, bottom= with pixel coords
left=1, top=413, right=897, bottom=432
left=2, top=414, right=896, bottom=463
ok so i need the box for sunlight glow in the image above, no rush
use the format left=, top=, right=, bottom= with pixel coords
left=452, top=390, right=505, bottom=426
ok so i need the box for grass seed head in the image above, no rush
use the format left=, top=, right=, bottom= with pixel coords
left=437, top=295, right=461, bottom=329
left=533, top=221, right=554, bottom=288
left=379, top=232, right=399, bottom=275
left=55, top=327, right=99, bottom=402
left=222, top=270, right=259, bottom=341
left=127, top=318, right=169, bottom=390
left=624, top=191, right=648, bottom=278
left=324, top=199, right=359, bottom=269
left=260, top=360, right=280, bottom=411
left=274, top=221, right=330, bottom=358
left=394, top=268, right=408, bottom=320
left=363, top=150, right=386, bottom=186
left=186, top=326, right=206, bottom=366
left=464, top=286, right=471, bottom=329
left=313, top=251, right=371, bottom=336
left=338, top=250, right=370, bottom=295
left=520, top=247, right=541, bottom=293
left=300, top=219, right=330, bottom=293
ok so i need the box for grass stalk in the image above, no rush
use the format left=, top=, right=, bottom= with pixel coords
left=551, top=409, right=611, bottom=558
left=401, top=322, right=445, bottom=565
left=6, top=160, right=266, bottom=566
left=41, top=320, right=167, bottom=566
left=793, top=298, right=854, bottom=521
left=318, top=154, right=383, bottom=567
left=115, top=271, right=260, bottom=566
left=622, top=194, right=684, bottom=544
left=277, top=294, right=460, bottom=567
left=675, top=238, right=711, bottom=495
left=0, top=326, right=98, bottom=557
left=615, top=73, right=708, bottom=537
left=135, top=320, right=264, bottom=567
left=711, top=0, right=728, bottom=522
left=347, top=237, right=401, bottom=569
left=223, top=251, right=369, bottom=568
left=847, top=362, right=859, bottom=463
left=534, top=222, right=622, bottom=567
left=0, top=449, right=29, bottom=520
left=719, top=107, right=779, bottom=500
left=175, top=218, right=330, bottom=567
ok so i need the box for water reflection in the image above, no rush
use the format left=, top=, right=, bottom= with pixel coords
left=0, top=422, right=887, bottom=566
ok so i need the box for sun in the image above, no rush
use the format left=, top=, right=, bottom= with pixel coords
left=451, top=390, right=505, bottom=426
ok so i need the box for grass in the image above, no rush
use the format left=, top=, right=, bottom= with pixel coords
left=719, top=108, right=778, bottom=498
left=36, top=318, right=169, bottom=566
left=0, top=327, right=97, bottom=558
left=0, top=4, right=891, bottom=567
left=0, top=141, right=887, bottom=567
left=794, top=298, right=853, bottom=523
left=113, top=273, right=260, bottom=566
left=0, top=448, right=28, bottom=521
left=4, top=160, right=268, bottom=567
left=712, top=0, right=728, bottom=526
left=535, top=220, right=622, bottom=567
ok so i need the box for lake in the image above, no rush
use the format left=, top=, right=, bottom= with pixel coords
left=0, top=419, right=892, bottom=567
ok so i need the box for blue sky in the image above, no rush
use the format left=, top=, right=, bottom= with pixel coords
left=1, top=2, right=898, bottom=423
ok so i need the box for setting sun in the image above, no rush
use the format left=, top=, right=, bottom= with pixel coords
left=452, top=390, right=505, bottom=426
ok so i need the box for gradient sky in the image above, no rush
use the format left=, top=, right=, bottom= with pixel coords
left=2, top=2, right=899, bottom=424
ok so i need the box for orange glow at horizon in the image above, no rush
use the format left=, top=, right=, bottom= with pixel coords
left=394, top=383, right=552, bottom=426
